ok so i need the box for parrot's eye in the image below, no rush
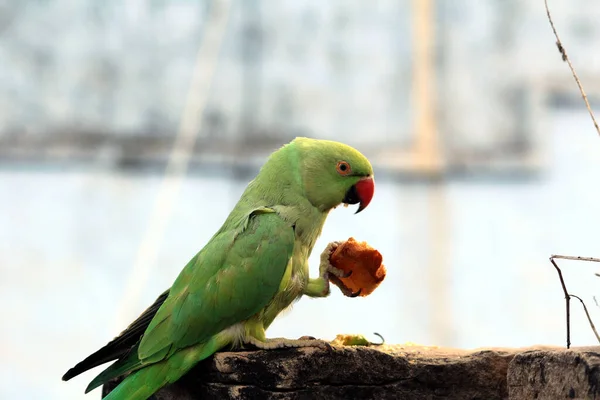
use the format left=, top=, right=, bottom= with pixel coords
left=336, top=161, right=352, bottom=176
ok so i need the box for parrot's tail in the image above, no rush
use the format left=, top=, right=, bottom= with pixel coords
left=101, top=336, right=225, bottom=400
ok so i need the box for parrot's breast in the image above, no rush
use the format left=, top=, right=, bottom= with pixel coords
left=258, top=206, right=326, bottom=329
left=259, top=241, right=310, bottom=328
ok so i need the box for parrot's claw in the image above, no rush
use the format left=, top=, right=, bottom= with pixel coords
left=319, top=241, right=350, bottom=280
left=319, top=241, right=342, bottom=276
left=337, top=268, right=353, bottom=279
left=304, top=240, right=355, bottom=298
left=245, top=337, right=332, bottom=351
left=328, top=273, right=362, bottom=297
left=328, top=265, right=351, bottom=279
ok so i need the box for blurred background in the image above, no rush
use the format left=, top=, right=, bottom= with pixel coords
left=3, top=0, right=600, bottom=398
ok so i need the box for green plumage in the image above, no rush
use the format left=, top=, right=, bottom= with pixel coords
left=63, top=137, right=374, bottom=400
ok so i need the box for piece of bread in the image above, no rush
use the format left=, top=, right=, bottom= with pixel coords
left=329, top=237, right=386, bottom=297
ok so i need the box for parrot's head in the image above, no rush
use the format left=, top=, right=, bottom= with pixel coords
left=294, top=137, right=375, bottom=214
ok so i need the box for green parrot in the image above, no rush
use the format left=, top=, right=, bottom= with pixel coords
left=62, top=137, right=375, bottom=400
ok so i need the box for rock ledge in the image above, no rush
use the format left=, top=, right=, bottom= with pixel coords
left=103, top=344, right=600, bottom=399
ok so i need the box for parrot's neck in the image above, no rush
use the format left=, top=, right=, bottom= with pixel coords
left=232, top=141, right=327, bottom=243
left=287, top=205, right=328, bottom=253
left=250, top=140, right=331, bottom=252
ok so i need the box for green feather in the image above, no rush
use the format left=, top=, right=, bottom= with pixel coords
left=89, top=209, right=295, bottom=393
left=138, top=208, right=295, bottom=360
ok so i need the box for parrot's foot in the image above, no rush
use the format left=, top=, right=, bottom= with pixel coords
left=245, top=336, right=332, bottom=350
left=319, top=241, right=351, bottom=279
left=304, top=241, right=360, bottom=298
left=318, top=241, right=361, bottom=297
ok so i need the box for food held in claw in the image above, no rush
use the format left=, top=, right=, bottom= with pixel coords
left=329, top=237, right=386, bottom=296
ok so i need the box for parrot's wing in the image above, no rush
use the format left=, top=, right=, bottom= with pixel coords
left=61, top=290, right=169, bottom=381
left=85, top=207, right=295, bottom=391
left=138, top=207, right=295, bottom=362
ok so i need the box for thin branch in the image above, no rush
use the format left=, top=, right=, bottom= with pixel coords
left=551, top=255, right=600, bottom=263
left=550, top=255, right=572, bottom=348
left=550, top=255, right=600, bottom=348
left=544, top=0, right=600, bottom=137
left=570, top=294, right=600, bottom=344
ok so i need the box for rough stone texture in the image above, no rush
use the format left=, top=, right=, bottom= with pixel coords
left=508, top=346, right=600, bottom=400
left=103, top=344, right=518, bottom=400
left=103, top=344, right=600, bottom=399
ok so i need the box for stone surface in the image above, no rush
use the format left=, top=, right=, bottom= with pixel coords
left=508, top=346, right=600, bottom=400
left=103, top=344, right=519, bottom=400
left=103, top=344, right=600, bottom=399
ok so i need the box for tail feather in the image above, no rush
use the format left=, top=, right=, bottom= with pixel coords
left=101, top=363, right=167, bottom=400
left=62, top=290, right=169, bottom=381
left=99, top=335, right=226, bottom=400
left=86, top=345, right=145, bottom=393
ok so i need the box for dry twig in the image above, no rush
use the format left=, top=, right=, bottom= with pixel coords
left=544, top=0, right=600, bottom=136
left=570, top=294, right=600, bottom=344
left=550, top=255, right=600, bottom=348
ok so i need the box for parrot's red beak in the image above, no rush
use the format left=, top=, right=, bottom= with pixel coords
left=343, top=176, right=375, bottom=214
